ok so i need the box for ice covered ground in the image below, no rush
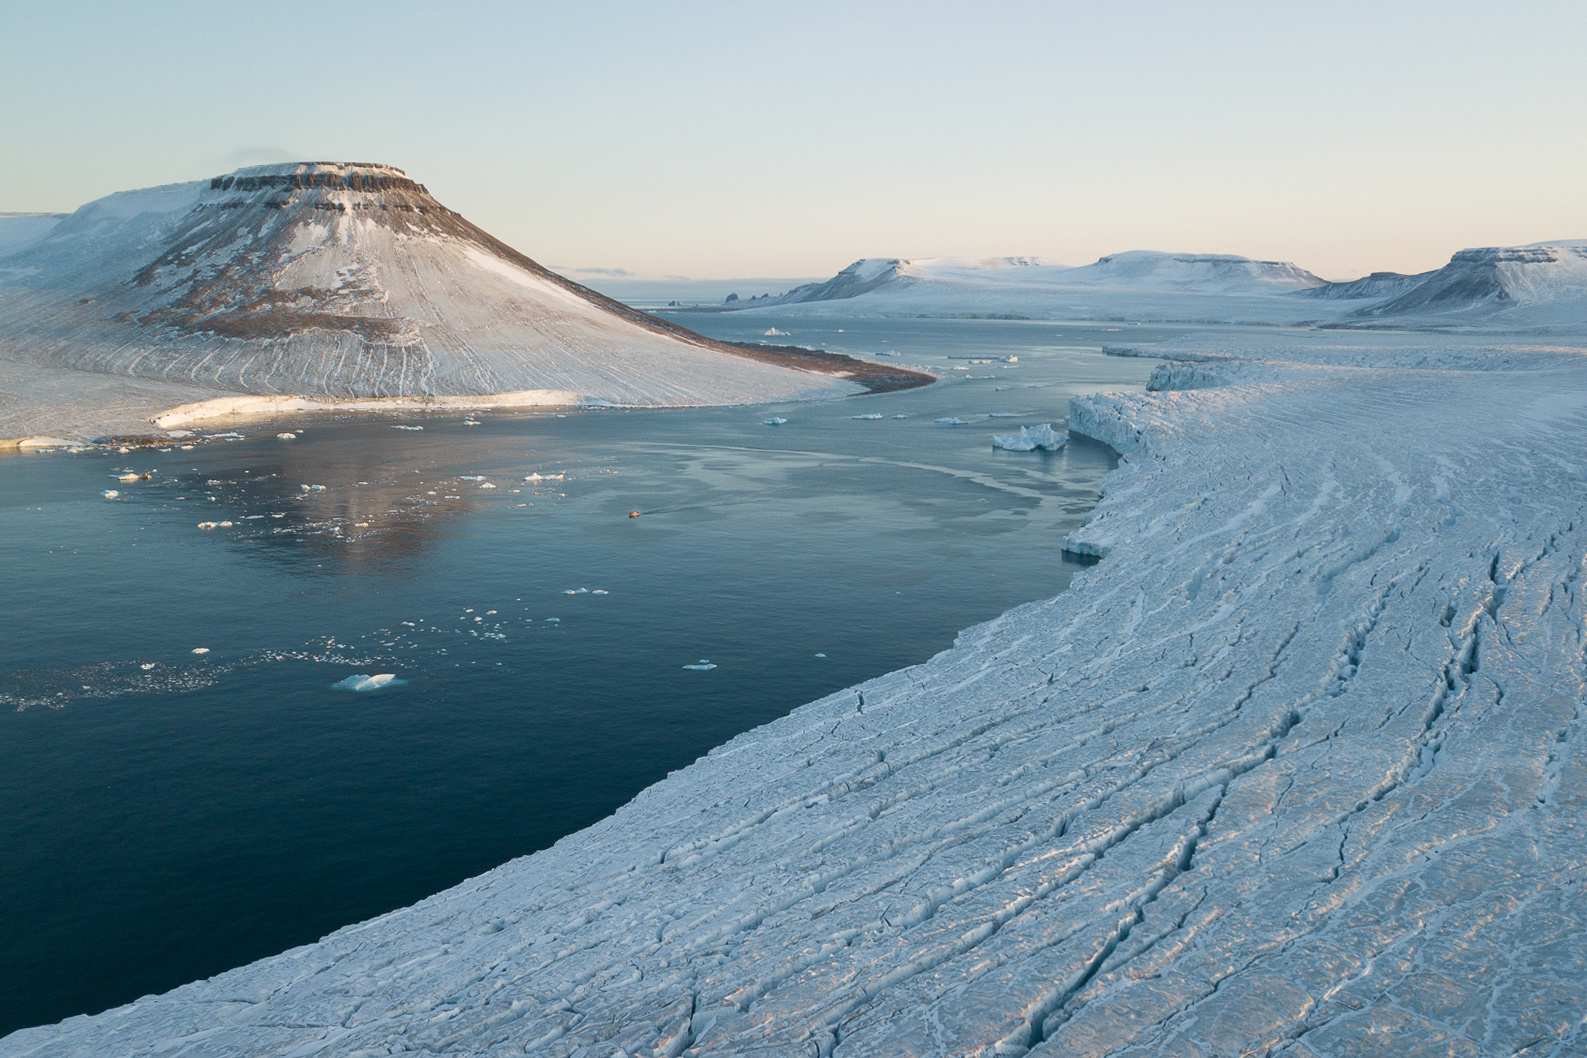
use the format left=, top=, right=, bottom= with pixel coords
left=9, top=331, right=1587, bottom=1056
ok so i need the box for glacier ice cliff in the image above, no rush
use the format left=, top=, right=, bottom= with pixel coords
left=6, top=332, right=1587, bottom=1056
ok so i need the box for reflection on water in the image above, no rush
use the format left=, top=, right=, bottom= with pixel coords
left=0, top=316, right=1188, bottom=1035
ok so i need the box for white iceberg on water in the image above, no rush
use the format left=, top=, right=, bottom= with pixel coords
left=991, top=423, right=1066, bottom=451
left=330, top=673, right=407, bottom=692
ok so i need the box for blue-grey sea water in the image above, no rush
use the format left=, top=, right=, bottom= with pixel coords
left=0, top=315, right=1190, bottom=1033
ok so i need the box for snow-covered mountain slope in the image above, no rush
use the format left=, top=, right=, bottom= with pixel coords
left=725, top=252, right=1333, bottom=324
left=714, top=246, right=1587, bottom=331
left=1349, top=241, right=1587, bottom=328
left=12, top=331, right=1586, bottom=1056
left=0, top=213, right=64, bottom=257
left=0, top=164, right=923, bottom=440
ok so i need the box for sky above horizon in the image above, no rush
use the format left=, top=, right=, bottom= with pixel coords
left=3, top=1, right=1584, bottom=282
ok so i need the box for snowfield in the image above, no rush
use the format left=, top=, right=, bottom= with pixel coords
left=8, top=331, right=1586, bottom=1056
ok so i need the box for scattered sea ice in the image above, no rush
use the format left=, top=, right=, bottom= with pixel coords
left=191, top=647, right=209, bottom=655
left=563, top=588, right=589, bottom=595
left=891, top=414, right=909, bottom=419
left=851, top=413, right=883, bottom=420
left=102, top=490, right=119, bottom=499
left=197, top=521, right=218, bottom=530
left=814, top=653, right=827, bottom=658
left=300, top=484, right=326, bottom=492
left=591, top=589, right=609, bottom=595
left=276, top=433, right=296, bottom=441
left=460, top=476, right=486, bottom=481
left=545, top=617, right=560, bottom=623
left=117, top=472, right=141, bottom=482
left=682, top=660, right=717, bottom=671
left=330, top=673, right=407, bottom=693
left=763, top=417, right=788, bottom=426
left=764, top=327, right=789, bottom=336
left=391, top=424, right=424, bottom=431
left=935, top=417, right=970, bottom=425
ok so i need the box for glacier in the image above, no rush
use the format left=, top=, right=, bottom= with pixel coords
left=8, top=329, right=1586, bottom=1056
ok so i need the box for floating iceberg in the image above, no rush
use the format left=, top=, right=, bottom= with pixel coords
left=682, top=660, right=716, bottom=670
left=102, top=489, right=119, bottom=499
left=763, top=327, right=789, bottom=336
left=851, top=413, right=883, bottom=420
left=991, top=423, right=1066, bottom=451
left=934, top=417, right=969, bottom=425
left=276, top=432, right=296, bottom=441
left=459, top=475, right=486, bottom=481
left=391, top=424, right=424, bottom=431
left=330, top=673, right=407, bottom=693
left=763, top=417, right=788, bottom=426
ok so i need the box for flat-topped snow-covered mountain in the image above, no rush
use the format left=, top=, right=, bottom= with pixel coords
left=705, top=245, right=1587, bottom=330
left=0, top=164, right=923, bottom=440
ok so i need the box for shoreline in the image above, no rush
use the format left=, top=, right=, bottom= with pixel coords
left=0, top=345, right=932, bottom=450
left=10, top=331, right=1587, bottom=1054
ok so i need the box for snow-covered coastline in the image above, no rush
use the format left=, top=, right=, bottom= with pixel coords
left=8, top=332, right=1587, bottom=1056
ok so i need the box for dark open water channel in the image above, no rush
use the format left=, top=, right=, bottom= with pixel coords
left=0, top=316, right=1184, bottom=1034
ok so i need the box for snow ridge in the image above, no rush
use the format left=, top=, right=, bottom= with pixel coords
left=8, top=331, right=1586, bottom=1056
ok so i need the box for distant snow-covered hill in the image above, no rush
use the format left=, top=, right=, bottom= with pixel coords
left=706, top=245, right=1587, bottom=331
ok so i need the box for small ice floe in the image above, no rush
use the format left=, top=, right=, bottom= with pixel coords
left=992, top=423, right=1066, bottom=451
left=191, top=647, right=209, bottom=655
left=102, top=489, right=119, bottom=499
left=763, top=417, right=788, bottom=426
left=591, top=589, right=609, bottom=595
left=523, top=473, right=565, bottom=482
left=330, top=673, right=407, bottom=693
left=891, top=414, right=909, bottom=419
left=682, top=660, right=717, bottom=670
left=117, top=472, right=142, bottom=482
left=140, top=662, right=156, bottom=670
left=166, top=430, right=193, bottom=439
left=197, top=521, right=217, bottom=530
left=463, top=419, right=482, bottom=426
left=300, top=484, right=326, bottom=492
left=479, top=482, right=496, bottom=489
left=179, top=444, right=195, bottom=450
left=764, top=327, right=789, bottom=336
left=563, top=588, right=589, bottom=595
left=391, top=424, right=424, bottom=431
left=988, top=412, right=1025, bottom=418
left=460, top=475, right=486, bottom=481
left=814, top=652, right=827, bottom=658
left=545, top=617, right=560, bottom=623
left=851, top=413, right=883, bottom=420
left=276, top=433, right=296, bottom=441
left=935, top=417, right=970, bottom=425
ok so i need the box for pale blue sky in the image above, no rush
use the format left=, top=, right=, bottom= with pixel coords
left=3, top=1, right=1583, bottom=280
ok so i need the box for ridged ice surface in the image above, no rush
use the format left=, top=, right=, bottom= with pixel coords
left=8, top=333, right=1587, bottom=1056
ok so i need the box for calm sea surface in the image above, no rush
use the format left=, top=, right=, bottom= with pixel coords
left=0, top=316, right=1187, bottom=1033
